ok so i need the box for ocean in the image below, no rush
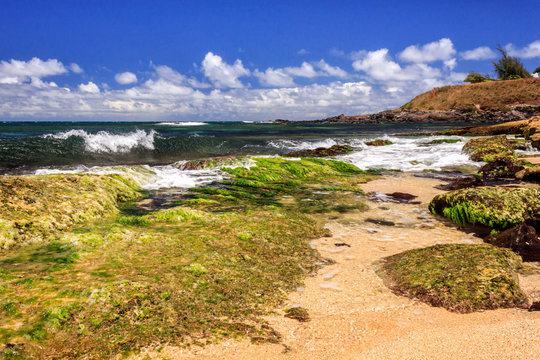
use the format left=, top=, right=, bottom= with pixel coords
left=2, top=121, right=533, bottom=190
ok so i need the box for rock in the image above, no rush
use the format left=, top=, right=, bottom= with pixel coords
left=386, top=192, right=418, bottom=203
left=485, top=214, right=540, bottom=261
left=381, top=244, right=527, bottom=313
left=515, top=166, right=540, bottom=181
left=530, top=302, right=540, bottom=311
left=365, top=139, right=393, bottom=146
left=274, top=106, right=540, bottom=125
left=284, top=306, right=310, bottom=322
left=429, top=187, right=540, bottom=230
left=462, top=135, right=515, bottom=162
left=365, top=218, right=395, bottom=226
left=479, top=158, right=524, bottom=179
left=438, top=176, right=483, bottom=190
left=284, top=144, right=354, bottom=157
left=177, top=156, right=237, bottom=170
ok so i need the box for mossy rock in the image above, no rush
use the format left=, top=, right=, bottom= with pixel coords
left=429, top=187, right=540, bottom=230
left=427, top=138, right=461, bottom=145
left=381, top=244, right=527, bottom=313
left=284, top=145, right=354, bottom=158
left=462, top=135, right=515, bottom=162
left=0, top=174, right=141, bottom=248
left=284, top=306, right=310, bottom=322
left=365, top=139, right=393, bottom=146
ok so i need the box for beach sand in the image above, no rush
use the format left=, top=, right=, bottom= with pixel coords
left=132, top=174, right=540, bottom=360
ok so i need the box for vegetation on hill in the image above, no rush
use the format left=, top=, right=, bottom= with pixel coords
left=400, top=77, right=540, bottom=111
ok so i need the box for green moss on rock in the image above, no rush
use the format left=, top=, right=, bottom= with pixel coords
left=429, top=187, right=540, bottom=230
left=462, top=135, right=515, bottom=162
left=382, top=244, right=527, bottom=313
left=0, top=174, right=141, bottom=248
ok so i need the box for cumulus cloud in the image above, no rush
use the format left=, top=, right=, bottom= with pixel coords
left=352, top=49, right=442, bottom=81
left=284, top=62, right=319, bottom=78
left=78, top=81, right=100, bottom=93
left=154, top=65, right=210, bottom=88
left=460, top=46, right=497, bottom=60
left=202, top=52, right=250, bottom=88
left=0, top=58, right=67, bottom=84
left=506, top=40, right=540, bottom=58
left=115, top=71, right=138, bottom=85
left=399, top=38, right=456, bottom=63
left=316, top=60, right=348, bottom=78
left=69, top=63, right=84, bottom=73
left=254, top=68, right=295, bottom=87
left=254, top=60, right=347, bottom=87
left=297, top=49, right=309, bottom=55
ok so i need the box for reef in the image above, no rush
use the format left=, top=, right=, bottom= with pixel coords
left=0, top=157, right=375, bottom=359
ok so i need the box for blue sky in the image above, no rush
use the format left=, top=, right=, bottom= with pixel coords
left=0, top=0, right=539, bottom=121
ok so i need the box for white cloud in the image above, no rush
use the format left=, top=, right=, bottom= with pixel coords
left=399, top=38, right=456, bottom=63
left=284, top=62, right=318, bottom=78
left=115, top=71, right=138, bottom=85
left=0, top=58, right=67, bottom=84
left=316, top=60, right=348, bottom=78
left=460, top=46, right=497, bottom=60
left=443, top=58, right=457, bottom=70
left=297, top=49, right=309, bottom=55
left=254, top=68, right=295, bottom=87
left=154, top=65, right=210, bottom=88
left=78, top=81, right=100, bottom=93
left=506, top=40, right=540, bottom=58
left=202, top=52, right=250, bottom=88
left=69, top=63, right=84, bottom=73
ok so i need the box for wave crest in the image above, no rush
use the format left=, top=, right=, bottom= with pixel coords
left=44, top=129, right=156, bottom=153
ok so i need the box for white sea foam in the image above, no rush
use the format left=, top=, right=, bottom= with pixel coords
left=337, top=135, right=478, bottom=172
left=155, top=122, right=207, bottom=126
left=140, top=166, right=222, bottom=190
left=44, top=129, right=156, bottom=153
left=33, top=164, right=224, bottom=191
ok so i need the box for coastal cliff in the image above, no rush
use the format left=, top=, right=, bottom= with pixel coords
left=275, top=78, right=540, bottom=124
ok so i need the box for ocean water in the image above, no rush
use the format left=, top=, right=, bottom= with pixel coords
left=1, top=120, right=530, bottom=189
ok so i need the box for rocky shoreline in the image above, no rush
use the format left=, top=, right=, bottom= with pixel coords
left=272, top=104, right=540, bottom=125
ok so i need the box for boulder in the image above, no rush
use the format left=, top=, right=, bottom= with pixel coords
left=485, top=220, right=540, bottom=261
left=462, top=135, right=515, bottom=162
left=365, top=139, right=393, bottom=146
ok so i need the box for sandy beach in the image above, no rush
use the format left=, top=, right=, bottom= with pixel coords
left=132, top=173, right=540, bottom=360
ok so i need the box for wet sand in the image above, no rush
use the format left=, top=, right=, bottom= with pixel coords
left=131, top=174, right=540, bottom=360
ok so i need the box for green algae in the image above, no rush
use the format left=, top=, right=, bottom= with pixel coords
left=462, top=135, right=515, bottom=162
left=429, top=187, right=540, bottom=230
left=0, top=174, right=141, bottom=249
left=0, top=157, right=375, bottom=359
left=381, top=244, right=527, bottom=313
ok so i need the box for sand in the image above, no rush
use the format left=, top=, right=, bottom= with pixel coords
left=131, top=173, right=540, bottom=360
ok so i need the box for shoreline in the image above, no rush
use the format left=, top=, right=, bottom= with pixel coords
left=133, top=172, right=540, bottom=360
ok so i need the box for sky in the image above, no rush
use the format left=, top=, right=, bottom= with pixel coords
left=0, top=0, right=539, bottom=121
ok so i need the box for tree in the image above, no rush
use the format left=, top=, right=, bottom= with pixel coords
left=534, top=66, right=540, bottom=74
left=492, top=45, right=531, bottom=80
left=464, top=72, right=491, bottom=83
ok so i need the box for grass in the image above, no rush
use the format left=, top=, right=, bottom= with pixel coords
left=381, top=244, right=527, bottom=313
left=0, top=157, right=375, bottom=359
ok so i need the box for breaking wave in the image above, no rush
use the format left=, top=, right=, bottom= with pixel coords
left=44, top=129, right=156, bottom=153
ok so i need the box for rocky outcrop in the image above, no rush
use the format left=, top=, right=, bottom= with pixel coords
left=284, top=145, right=354, bottom=157
left=365, top=139, right=393, bottom=146
left=274, top=105, right=540, bottom=125
left=440, top=116, right=540, bottom=150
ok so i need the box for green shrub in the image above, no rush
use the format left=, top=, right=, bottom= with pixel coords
left=492, top=45, right=531, bottom=80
